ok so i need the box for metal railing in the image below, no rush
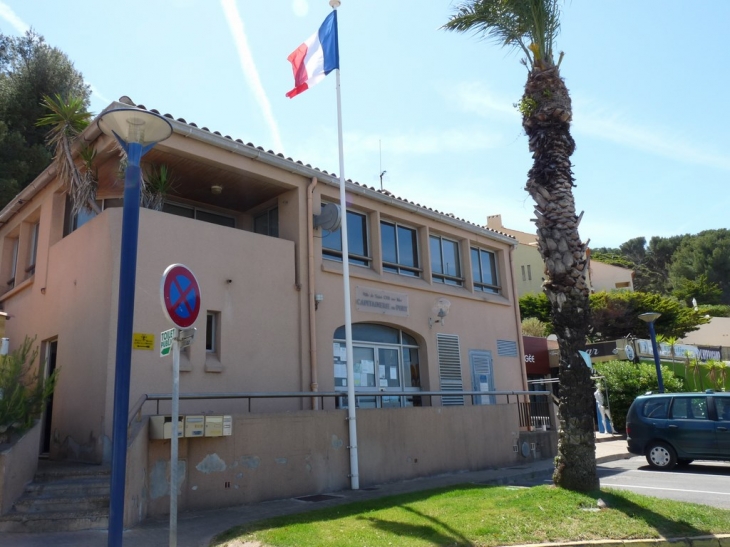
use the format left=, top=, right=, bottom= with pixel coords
left=128, top=390, right=553, bottom=430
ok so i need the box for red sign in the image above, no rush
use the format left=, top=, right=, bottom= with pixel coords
left=522, top=336, right=552, bottom=375
left=161, top=264, right=201, bottom=328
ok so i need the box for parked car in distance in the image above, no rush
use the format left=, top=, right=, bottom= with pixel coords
left=626, top=390, right=730, bottom=470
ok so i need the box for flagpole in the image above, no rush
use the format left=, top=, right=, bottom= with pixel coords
left=331, top=0, right=359, bottom=491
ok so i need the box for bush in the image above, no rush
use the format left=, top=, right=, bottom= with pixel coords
left=521, top=317, right=549, bottom=337
left=0, top=337, right=58, bottom=444
left=593, top=360, right=684, bottom=432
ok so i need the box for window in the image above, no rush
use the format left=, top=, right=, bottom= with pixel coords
left=322, top=209, right=369, bottom=266
left=254, top=207, right=279, bottom=237
left=521, top=265, right=526, bottom=282
left=206, top=311, right=220, bottom=353
left=333, top=324, right=421, bottom=408
left=527, top=264, right=532, bottom=281
left=7, top=238, right=19, bottom=288
left=670, top=397, right=708, bottom=420
left=26, top=222, right=40, bottom=277
left=163, top=202, right=236, bottom=228
left=471, top=247, right=500, bottom=294
left=430, top=235, right=462, bottom=286
left=615, top=281, right=630, bottom=288
left=381, top=221, right=419, bottom=276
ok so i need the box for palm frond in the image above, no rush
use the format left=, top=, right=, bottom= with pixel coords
left=36, top=94, right=96, bottom=216
left=443, top=0, right=563, bottom=68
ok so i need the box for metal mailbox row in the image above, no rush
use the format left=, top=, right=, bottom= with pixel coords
left=149, top=415, right=232, bottom=439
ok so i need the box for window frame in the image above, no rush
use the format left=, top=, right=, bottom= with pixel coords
left=25, top=222, right=40, bottom=277
left=253, top=206, right=279, bottom=237
left=206, top=311, right=220, bottom=354
left=380, top=220, right=421, bottom=277
left=163, top=201, right=236, bottom=228
left=470, top=246, right=501, bottom=294
left=7, top=237, right=19, bottom=288
left=322, top=207, right=371, bottom=267
left=430, top=234, right=463, bottom=286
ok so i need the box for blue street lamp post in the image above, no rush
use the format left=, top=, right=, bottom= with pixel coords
left=639, top=312, right=664, bottom=393
left=98, top=109, right=172, bottom=547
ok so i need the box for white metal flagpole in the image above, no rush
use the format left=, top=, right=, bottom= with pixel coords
left=331, top=0, right=359, bottom=491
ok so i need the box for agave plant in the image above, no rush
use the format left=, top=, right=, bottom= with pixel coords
left=141, top=164, right=176, bottom=211
left=36, top=94, right=97, bottom=216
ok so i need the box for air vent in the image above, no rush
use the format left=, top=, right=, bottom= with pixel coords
left=437, top=334, right=464, bottom=406
left=497, top=339, right=518, bottom=357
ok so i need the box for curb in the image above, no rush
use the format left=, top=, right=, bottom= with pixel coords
left=511, top=534, right=730, bottom=547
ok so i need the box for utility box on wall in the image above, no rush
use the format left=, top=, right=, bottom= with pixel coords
left=149, top=415, right=232, bottom=439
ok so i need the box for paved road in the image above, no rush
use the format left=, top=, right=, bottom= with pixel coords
left=528, top=455, right=730, bottom=510
left=597, top=456, right=730, bottom=509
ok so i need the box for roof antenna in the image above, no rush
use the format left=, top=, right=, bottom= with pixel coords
left=379, top=139, right=386, bottom=191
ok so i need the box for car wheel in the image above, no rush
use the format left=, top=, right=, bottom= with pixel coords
left=677, top=459, right=693, bottom=467
left=646, top=441, right=677, bottom=470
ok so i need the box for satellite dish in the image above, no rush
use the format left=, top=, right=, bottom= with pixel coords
left=313, top=203, right=342, bottom=232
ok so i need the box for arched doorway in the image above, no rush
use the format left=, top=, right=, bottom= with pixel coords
left=333, top=323, right=422, bottom=408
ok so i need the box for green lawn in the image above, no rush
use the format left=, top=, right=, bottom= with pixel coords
left=211, top=484, right=730, bottom=547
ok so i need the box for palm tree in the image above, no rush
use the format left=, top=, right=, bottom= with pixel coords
left=444, top=0, right=597, bottom=491
left=36, top=94, right=98, bottom=216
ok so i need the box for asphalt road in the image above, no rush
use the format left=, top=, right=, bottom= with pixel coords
left=593, top=456, right=730, bottom=509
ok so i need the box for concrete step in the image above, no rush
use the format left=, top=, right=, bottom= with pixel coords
left=24, top=476, right=110, bottom=498
left=13, top=493, right=109, bottom=514
left=0, top=460, right=112, bottom=533
left=0, top=509, right=109, bottom=533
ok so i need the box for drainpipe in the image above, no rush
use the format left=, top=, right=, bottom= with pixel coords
left=307, top=177, right=319, bottom=409
left=509, top=245, right=529, bottom=392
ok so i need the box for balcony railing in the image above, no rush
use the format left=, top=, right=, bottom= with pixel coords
left=129, top=390, right=554, bottom=430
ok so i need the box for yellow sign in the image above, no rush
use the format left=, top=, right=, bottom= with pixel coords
left=133, top=333, right=155, bottom=350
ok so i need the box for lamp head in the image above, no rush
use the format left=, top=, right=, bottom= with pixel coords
left=638, top=312, right=661, bottom=324
left=98, top=108, right=173, bottom=146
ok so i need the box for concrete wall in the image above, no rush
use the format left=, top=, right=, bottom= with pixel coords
left=125, top=417, right=150, bottom=528
left=142, top=404, right=553, bottom=517
left=512, top=243, right=544, bottom=297
left=0, top=421, right=41, bottom=514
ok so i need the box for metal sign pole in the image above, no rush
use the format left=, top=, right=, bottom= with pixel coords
left=169, top=334, right=180, bottom=547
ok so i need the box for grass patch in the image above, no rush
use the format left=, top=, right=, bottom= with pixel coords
left=211, top=484, right=730, bottom=547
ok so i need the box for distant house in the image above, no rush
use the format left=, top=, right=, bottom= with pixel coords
left=486, top=215, right=544, bottom=297
left=587, top=257, right=634, bottom=292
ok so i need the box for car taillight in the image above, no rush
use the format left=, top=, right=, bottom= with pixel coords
left=626, top=424, right=631, bottom=436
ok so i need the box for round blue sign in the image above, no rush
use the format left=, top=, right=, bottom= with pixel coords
left=161, top=264, right=201, bottom=328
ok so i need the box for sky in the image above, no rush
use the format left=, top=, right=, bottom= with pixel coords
left=1, top=0, right=729, bottom=249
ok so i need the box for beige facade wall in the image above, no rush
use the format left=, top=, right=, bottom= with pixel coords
left=140, top=406, right=553, bottom=517
left=0, top=103, right=531, bottom=503
left=589, top=260, right=634, bottom=292
left=512, top=243, right=544, bottom=296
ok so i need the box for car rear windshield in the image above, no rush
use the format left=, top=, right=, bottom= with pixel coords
left=641, top=397, right=670, bottom=419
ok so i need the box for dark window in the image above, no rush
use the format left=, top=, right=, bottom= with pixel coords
left=381, top=221, right=419, bottom=276
left=642, top=398, right=670, bottom=419
left=254, top=207, right=279, bottom=237
left=471, top=247, right=500, bottom=294
left=670, top=397, right=708, bottom=419
left=163, top=203, right=235, bottom=228
left=430, top=235, right=462, bottom=286
left=322, top=209, right=369, bottom=266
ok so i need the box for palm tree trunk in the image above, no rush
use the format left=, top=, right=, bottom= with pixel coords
left=522, top=65, right=598, bottom=491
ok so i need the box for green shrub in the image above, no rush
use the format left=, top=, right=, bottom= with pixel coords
left=0, top=337, right=58, bottom=444
left=593, top=360, right=684, bottom=432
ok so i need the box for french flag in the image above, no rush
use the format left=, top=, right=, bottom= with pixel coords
left=286, top=11, right=339, bottom=98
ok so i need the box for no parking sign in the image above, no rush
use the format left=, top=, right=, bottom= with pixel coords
left=161, top=264, right=201, bottom=328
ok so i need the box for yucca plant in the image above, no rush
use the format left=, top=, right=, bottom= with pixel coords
left=141, top=164, right=176, bottom=211
left=0, top=337, right=58, bottom=445
left=36, top=94, right=96, bottom=216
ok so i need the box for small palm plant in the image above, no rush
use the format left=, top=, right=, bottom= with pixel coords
left=0, top=337, right=58, bottom=445
left=36, top=94, right=96, bottom=216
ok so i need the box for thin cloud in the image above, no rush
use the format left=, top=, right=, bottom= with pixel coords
left=347, top=128, right=502, bottom=155
left=0, top=1, right=29, bottom=34
left=292, top=0, right=309, bottom=17
left=89, top=83, right=111, bottom=106
left=572, top=105, right=730, bottom=172
left=447, top=82, right=520, bottom=119
left=220, top=0, right=284, bottom=152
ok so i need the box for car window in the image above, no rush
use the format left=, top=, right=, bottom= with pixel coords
left=642, top=398, right=670, bottom=419
left=670, top=397, right=708, bottom=419
left=716, top=398, right=730, bottom=421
